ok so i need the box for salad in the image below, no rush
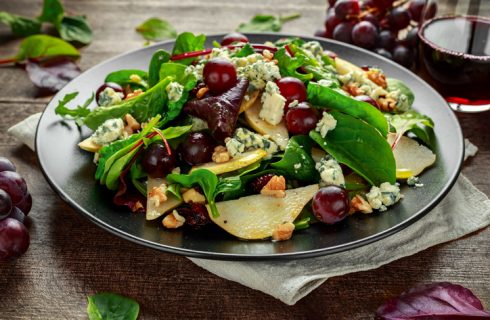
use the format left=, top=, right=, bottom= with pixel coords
left=55, top=32, right=436, bottom=241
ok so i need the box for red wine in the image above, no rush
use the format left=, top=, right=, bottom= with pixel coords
left=419, top=16, right=490, bottom=106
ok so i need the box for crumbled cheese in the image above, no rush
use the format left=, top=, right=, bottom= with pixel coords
left=97, top=87, right=123, bottom=107
left=387, top=89, right=410, bottom=112
left=90, top=118, right=125, bottom=145
left=301, top=41, right=323, bottom=58
left=166, top=82, right=184, bottom=102
left=315, top=155, right=345, bottom=187
left=338, top=70, right=387, bottom=100
left=293, top=163, right=302, bottom=171
left=231, top=53, right=263, bottom=68
left=225, top=128, right=278, bottom=158
left=189, top=116, right=209, bottom=132
left=210, top=47, right=232, bottom=59
left=407, top=176, right=424, bottom=188
left=185, top=64, right=204, bottom=82
left=236, top=60, right=281, bottom=91
left=259, top=81, right=286, bottom=125
left=315, top=112, right=337, bottom=138
left=366, top=182, right=402, bottom=212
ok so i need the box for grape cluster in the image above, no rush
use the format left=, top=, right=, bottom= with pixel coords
left=315, top=0, right=437, bottom=68
left=0, top=157, right=31, bottom=261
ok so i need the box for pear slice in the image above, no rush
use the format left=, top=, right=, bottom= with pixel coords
left=239, top=90, right=260, bottom=113
left=209, top=184, right=319, bottom=240
left=190, top=149, right=267, bottom=175
left=146, top=178, right=183, bottom=220
left=387, top=133, right=436, bottom=178
left=78, top=137, right=101, bottom=153
left=244, top=97, right=289, bottom=150
left=335, top=57, right=364, bottom=75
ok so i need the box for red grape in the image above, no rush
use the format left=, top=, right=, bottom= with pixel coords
left=220, top=32, right=249, bottom=46
left=175, top=202, right=210, bottom=229
left=400, top=27, right=419, bottom=47
left=351, top=21, right=378, bottom=49
left=325, top=8, right=341, bottom=34
left=0, top=218, right=29, bottom=261
left=0, top=157, right=16, bottom=173
left=179, top=132, right=215, bottom=166
left=361, top=12, right=380, bottom=28
left=312, top=186, right=350, bottom=224
left=334, top=0, right=360, bottom=20
left=374, top=48, right=393, bottom=59
left=408, top=0, right=426, bottom=22
left=0, top=171, right=28, bottom=204
left=314, top=29, right=329, bottom=38
left=285, top=102, right=319, bottom=135
left=371, top=0, right=394, bottom=10
left=333, top=21, right=354, bottom=43
left=203, top=59, right=238, bottom=94
left=141, top=143, right=176, bottom=178
left=393, top=45, right=414, bottom=67
left=355, top=95, right=380, bottom=109
left=387, top=7, right=411, bottom=31
left=328, top=0, right=337, bottom=6
left=15, top=192, right=32, bottom=216
left=376, top=30, right=396, bottom=50
left=250, top=174, right=274, bottom=193
left=0, top=189, right=12, bottom=220
left=9, top=207, right=25, bottom=224
left=276, top=77, right=307, bottom=109
left=95, top=82, right=124, bottom=105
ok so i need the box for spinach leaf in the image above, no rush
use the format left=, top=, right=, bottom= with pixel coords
left=55, top=91, right=94, bottom=126
left=106, top=148, right=140, bottom=190
left=310, top=111, right=395, bottom=186
left=236, top=13, right=300, bottom=32
left=274, top=48, right=313, bottom=82
left=148, top=49, right=170, bottom=88
left=232, top=43, right=255, bottom=58
left=171, top=32, right=206, bottom=65
left=105, top=69, right=148, bottom=88
left=222, top=168, right=287, bottom=201
left=136, top=17, right=177, bottom=41
left=38, top=0, right=64, bottom=24
left=87, top=292, right=139, bottom=320
left=386, top=110, right=435, bottom=148
left=307, top=82, right=389, bottom=137
left=57, top=15, right=93, bottom=44
left=387, top=78, right=415, bottom=108
left=271, top=135, right=319, bottom=183
left=15, top=34, right=80, bottom=62
left=0, top=12, right=41, bottom=36
left=130, top=162, right=147, bottom=196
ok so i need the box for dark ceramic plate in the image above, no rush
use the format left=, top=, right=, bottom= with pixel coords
left=36, top=33, right=464, bottom=260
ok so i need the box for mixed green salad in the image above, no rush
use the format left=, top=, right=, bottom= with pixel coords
left=56, top=32, right=436, bottom=241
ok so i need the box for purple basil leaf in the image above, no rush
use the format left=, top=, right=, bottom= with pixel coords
left=25, top=57, right=81, bottom=94
left=376, top=282, right=490, bottom=319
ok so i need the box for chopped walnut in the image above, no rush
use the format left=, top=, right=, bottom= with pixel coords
left=182, top=188, right=206, bottom=204
left=196, top=86, right=209, bottom=99
left=377, top=97, right=397, bottom=112
left=133, top=201, right=144, bottom=212
left=271, top=222, right=295, bottom=241
left=262, top=49, right=274, bottom=61
left=123, top=114, right=141, bottom=135
left=260, top=175, right=286, bottom=198
left=212, top=145, right=231, bottom=163
left=162, top=210, right=186, bottom=229
left=366, top=69, right=387, bottom=88
left=148, top=185, right=168, bottom=208
left=125, top=89, right=143, bottom=100
left=342, top=83, right=364, bottom=96
left=349, top=195, right=373, bottom=215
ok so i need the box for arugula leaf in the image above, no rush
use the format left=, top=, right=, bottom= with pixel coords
left=15, top=34, right=80, bottom=62
left=232, top=43, right=255, bottom=58
left=38, top=0, right=64, bottom=23
left=386, top=110, right=435, bottom=148
left=130, top=162, right=147, bottom=196
left=307, top=82, right=389, bottom=137
left=136, top=17, right=177, bottom=41
left=87, top=292, right=139, bottom=320
left=387, top=78, right=415, bottom=108
left=0, top=12, right=41, bottom=36
left=54, top=91, right=94, bottom=126
left=236, top=13, right=300, bottom=32
left=310, top=111, right=396, bottom=186
left=274, top=48, right=313, bottom=82
left=148, top=49, right=170, bottom=88
left=105, top=69, right=148, bottom=89
left=57, top=15, right=93, bottom=44
left=271, top=135, right=319, bottom=183
left=171, top=32, right=206, bottom=65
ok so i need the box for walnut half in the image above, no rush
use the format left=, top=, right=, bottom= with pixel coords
left=162, top=210, right=186, bottom=229
left=272, top=222, right=295, bottom=241
left=260, top=175, right=286, bottom=198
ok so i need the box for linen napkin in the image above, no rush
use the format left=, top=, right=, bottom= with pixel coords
left=8, top=113, right=490, bottom=305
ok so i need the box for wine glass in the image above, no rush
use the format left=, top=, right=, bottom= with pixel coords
left=418, top=0, right=490, bottom=112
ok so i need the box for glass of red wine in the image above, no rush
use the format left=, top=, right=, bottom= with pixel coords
left=418, top=0, right=490, bottom=112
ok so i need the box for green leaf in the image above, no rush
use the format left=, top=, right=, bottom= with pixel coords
left=135, top=17, right=177, bottom=41
left=387, top=78, right=415, bottom=108
left=130, top=162, right=147, bottom=196
left=87, top=292, right=139, bottom=320
left=148, top=49, right=170, bottom=88
left=0, top=12, right=41, bottom=36
left=105, top=69, right=148, bottom=88
left=54, top=92, right=94, bottom=126
left=236, top=13, right=300, bottom=32
left=271, top=135, right=319, bottom=183
left=310, top=111, right=396, bottom=186
left=307, top=82, right=389, bottom=137
left=38, top=0, right=64, bottom=23
left=171, top=32, right=206, bottom=65
left=57, top=15, right=93, bottom=44
left=274, top=47, right=313, bottom=82
left=386, top=110, right=435, bottom=148
left=16, top=34, right=80, bottom=62
left=232, top=43, right=255, bottom=58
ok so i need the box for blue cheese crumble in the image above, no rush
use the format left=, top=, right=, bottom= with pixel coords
left=231, top=53, right=263, bottom=68
left=301, top=41, right=323, bottom=58
left=97, top=87, right=123, bottom=107
left=225, top=128, right=278, bottom=158
left=259, top=81, right=286, bottom=125
left=185, top=64, right=204, bottom=82
left=189, top=116, right=209, bottom=132
left=315, top=112, right=337, bottom=138
left=90, top=118, right=125, bottom=145
left=315, top=155, right=345, bottom=187
left=407, top=176, right=424, bottom=188
left=338, top=70, right=387, bottom=100
left=366, top=182, right=402, bottom=212
left=166, top=82, right=184, bottom=102
left=236, top=60, right=281, bottom=91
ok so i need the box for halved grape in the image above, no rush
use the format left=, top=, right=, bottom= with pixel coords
left=0, top=157, right=16, bottom=173
left=285, top=102, right=319, bottom=135
left=0, top=218, right=30, bottom=261
left=312, top=186, right=350, bottom=224
left=276, top=77, right=307, bottom=110
left=203, top=59, right=238, bottom=94
left=0, top=171, right=28, bottom=204
left=220, top=32, right=249, bottom=46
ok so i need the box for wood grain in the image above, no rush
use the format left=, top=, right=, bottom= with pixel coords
left=0, top=0, right=489, bottom=319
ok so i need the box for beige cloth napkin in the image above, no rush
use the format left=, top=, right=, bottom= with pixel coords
left=9, top=113, right=490, bottom=305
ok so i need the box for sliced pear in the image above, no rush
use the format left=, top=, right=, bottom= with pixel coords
left=209, top=184, right=319, bottom=240
left=388, top=133, right=436, bottom=178
left=190, top=149, right=267, bottom=175
left=335, top=57, right=364, bottom=75
left=239, top=90, right=260, bottom=113
left=311, top=147, right=326, bottom=163
left=146, top=178, right=183, bottom=220
left=244, top=97, right=289, bottom=150
left=78, top=137, right=101, bottom=152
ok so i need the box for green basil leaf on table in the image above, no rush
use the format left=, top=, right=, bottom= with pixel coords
left=171, top=32, right=206, bottom=65
left=309, top=111, right=396, bottom=186
left=104, top=69, right=148, bottom=88
left=0, top=12, right=41, bottom=36
left=307, top=82, right=389, bottom=137
left=38, top=0, right=64, bottom=24
left=54, top=91, right=94, bottom=126
left=56, top=15, right=93, bottom=44
left=135, top=17, right=177, bottom=41
left=236, top=13, right=300, bottom=32
left=87, top=292, right=139, bottom=320
left=15, top=34, right=80, bottom=62
left=148, top=49, right=171, bottom=88
left=387, top=78, right=415, bottom=108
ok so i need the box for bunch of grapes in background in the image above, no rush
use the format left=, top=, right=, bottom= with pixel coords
left=0, top=157, right=31, bottom=261
left=315, top=0, right=437, bottom=68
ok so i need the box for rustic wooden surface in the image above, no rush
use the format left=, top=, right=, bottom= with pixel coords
left=0, top=0, right=489, bottom=319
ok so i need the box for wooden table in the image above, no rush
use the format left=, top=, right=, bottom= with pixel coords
left=1, top=0, right=489, bottom=318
